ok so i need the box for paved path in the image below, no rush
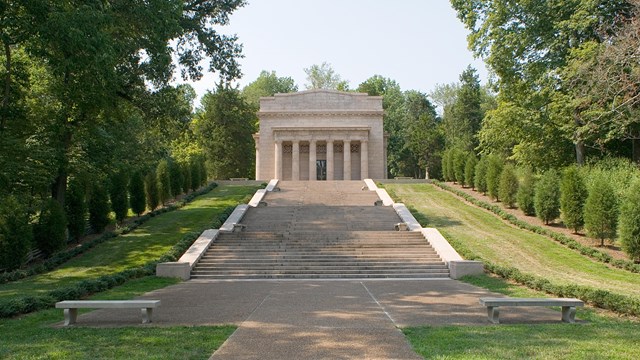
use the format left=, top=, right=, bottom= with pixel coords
left=71, top=279, right=564, bottom=359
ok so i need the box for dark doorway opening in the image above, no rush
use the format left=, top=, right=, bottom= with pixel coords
left=316, top=160, right=327, bottom=180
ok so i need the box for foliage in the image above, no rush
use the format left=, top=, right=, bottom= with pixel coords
left=181, top=163, right=191, bottom=194
left=516, top=167, right=536, bottom=216
left=241, top=70, right=298, bottom=109
left=195, top=86, right=256, bottom=179
left=156, top=159, right=172, bottom=205
left=303, top=62, right=347, bottom=90
left=485, top=155, right=503, bottom=201
left=534, top=170, right=560, bottom=225
left=190, top=158, right=201, bottom=191
left=453, top=149, right=467, bottom=184
left=498, top=164, right=518, bottom=208
left=88, top=182, right=110, bottom=233
left=443, top=66, right=483, bottom=151
left=0, top=196, right=32, bottom=271
left=34, top=199, right=67, bottom=257
left=441, top=149, right=451, bottom=181
left=619, top=180, right=640, bottom=262
left=109, top=170, right=129, bottom=224
left=584, top=176, right=619, bottom=246
left=560, top=166, right=588, bottom=233
left=403, top=90, right=443, bottom=179
left=129, top=171, right=146, bottom=217
left=65, top=178, right=86, bottom=242
left=144, top=170, right=159, bottom=211
left=169, top=159, right=183, bottom=199
left=464, top=154, right=477, bottom=189
left=474, top=156, right=488, bottom=194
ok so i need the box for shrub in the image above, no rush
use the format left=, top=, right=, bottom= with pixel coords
left=181, top=163, right=192, bottom=194
left=498, top=164, right=519, bottom=208
left=486, top=155, right=503, bottom=201
left=517, top=167, right=536, bottom=216
left=190, top=159, right=201, bottom=191
left=474, top=156, right=488, bottom=194
left=109, top=170, right=129, bottom=224
left=585, top=176, right=619, bottom=246
left=453, top=150, right=467, bottom=184
left=88, top=182, right=110, bottom=233
left=34, top=199, right=68, bottom=256
left=145, top=170, right=159, bottom=211
left=169, top=159, right=183, bottom=199
left=441, top=150, right=451, bottom=181
left=199, top=157, right=207, bottom=186
left=65, top=179, right=86, bottom=242
left=464, top=154, right=477, bottom=189
left=129, top=170, right=146, bottom=216
left=560, top=166, right=588, bottom=233
left=619, top=180, right=640, bottom=262
left=0, top=196, right=32, bottom=271
left=534, top=170, right=560, bottom=225
left=156, top=159, right=171, bottom=205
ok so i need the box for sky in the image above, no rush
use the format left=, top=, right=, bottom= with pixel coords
left=180, top=0, right=488, bottom=101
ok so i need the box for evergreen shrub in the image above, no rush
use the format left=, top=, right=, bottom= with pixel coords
left=145, top=170, right=159, bottom=211
left=474, top=156, right=488, bottom=194
left=156, top=159, right=171, bottom=205
left=88, top=183, right=110, bottom=233
left=516, top=167, right=536, bottom=216
left=169, top=159, right=183, bottom=199
left=0, top=197, right=32, bottom=271
left=560, top=166, right=587, bottom=233
left=585, top=176, right=619, bottom=246
left=619, top=180, right=640, bottom=262
left=486, top=155, right=503, bottom=201
left=498, top=164, right=519, bottom=208
left=129, top=170, right=146, bottom=216
left=534, top=170, right=560, bottom=225
left=464, top=154, right=477, bottom=189
left=65, top=179, right=86, bottom=242
left=109, top=171, right=129, bottom=223
left=34, top=199, right=68, bottom=256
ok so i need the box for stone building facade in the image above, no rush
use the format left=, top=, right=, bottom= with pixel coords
left=254, top=89, right=387, bottom=181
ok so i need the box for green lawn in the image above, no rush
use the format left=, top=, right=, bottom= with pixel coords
left=0, top=184, right=260, bottom=302
left=385, top=184, right=640, bottom=299
left=0, top=276, right=236, bottom=359
left=404, top=274, right=640, bottom=360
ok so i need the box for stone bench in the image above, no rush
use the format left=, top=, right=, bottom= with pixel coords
left=56, top=300, right=161, bottom=326
left=479, top=297, right=584, bottom=324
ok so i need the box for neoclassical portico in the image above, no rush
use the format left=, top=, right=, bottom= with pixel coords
left=254, top=89, right=387, bottom=181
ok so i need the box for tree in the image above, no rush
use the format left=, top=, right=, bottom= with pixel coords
left=242, top=70, right=298, bottom=109
left=145, top=171, right=159, bottom=211
left=181, top=162, right=192, bottom=194
left=190, top=158, right=201, bottom=191
left=444, top=66, right=483, bottom=151
left=195, top=86, right=256, bottom=179
left=65, top=178, right=86, bottom=242
left=464, top=154, right=478, bottom=189
left=156, top=159, right=171, bottom=206
left=303, top=62, right=347, bottom=90
left=441, top=149, right=451, bottom=181
left=0, top=196, right=32, bottom=271
left=109, top=170, right=129, bottom=224
left=584, top=176, right=619, bottom=246
left=517, top=167, right=536, bottom=216
left=474, top=156, right=488, bottom=194
left=499, top=165, right=519, bottom=208
left=34, top=199, right=67, bottom=256
left=129, top=170, right=146, bottom=217
left=453, top=149, right=467, bottom=184
left=169, top=159, right=184, bottom=199
left=560, top=166, right=588, bottom=233
left=619, top=180, right=640, bottom=262
left=534, top=170, right=561, bottom=225
left=88, top=182, right=110, bottom=233
left=486, top=155, right=504, bottom=201
left=403, top=90, right=444, bottom=179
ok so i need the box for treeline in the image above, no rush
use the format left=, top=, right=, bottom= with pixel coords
left=442, top=153, right=640, bottom=262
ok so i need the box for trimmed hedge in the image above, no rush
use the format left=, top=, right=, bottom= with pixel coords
left=438, top=228, right=640, bottom=317
left=0, top=182, right=219, bottom=285
left=0, top=199, right=236, bottom=319
left=433, top=181, right=640, bottom=274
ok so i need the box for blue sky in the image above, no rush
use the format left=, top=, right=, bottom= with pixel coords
left=182, top=0, right=488, bottom=100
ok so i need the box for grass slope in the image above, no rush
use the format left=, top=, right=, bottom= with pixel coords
left=0, top=185, right=259, bottom=302
left=0, top=276, right=235, bottom=359
left=385, top=184, right=640, bottom=299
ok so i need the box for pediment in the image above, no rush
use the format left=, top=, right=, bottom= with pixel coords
left=259, top=89, right=383, bottom=113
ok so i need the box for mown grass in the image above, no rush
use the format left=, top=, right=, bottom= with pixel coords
left=0, top=185, right=260, bottom=302
left=404, top=274, right=640, bottom=360
left=385, top=184, right=640, bottom=299
left=0, top=276, right=236, bottom=359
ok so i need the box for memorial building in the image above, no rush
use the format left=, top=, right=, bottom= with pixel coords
left=253, top=89, right=387, bottom=181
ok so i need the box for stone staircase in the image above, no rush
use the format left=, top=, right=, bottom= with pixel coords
left=191, top=181, right=449, bottom=279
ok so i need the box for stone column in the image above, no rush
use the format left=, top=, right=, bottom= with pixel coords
left=309, top=140, right=317, bottom=181
left=360, top=140, right=368, bottom=180
left=326, top=140, right=334, bottom=180
left=274, top=140, right=282, bottom=180
left=255, top=145, right=260, bottom=180
left=343, top=140, right=351, bottom=180
left=292, top=140, right=300, bottom=181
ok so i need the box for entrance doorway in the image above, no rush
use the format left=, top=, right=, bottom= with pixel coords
left=316, top=160, right=327, bottom=180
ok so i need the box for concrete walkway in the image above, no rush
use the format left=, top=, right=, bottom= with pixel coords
left=70, top=279, right=565, bottom=359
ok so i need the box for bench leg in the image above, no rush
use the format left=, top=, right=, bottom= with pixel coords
left=63, top=308, right=78, bottom=326
left=561, top=306, right=576, bottom=323
left=141, top=308, right=153, bottom=324
left=487, top=306, right=500, bottom=324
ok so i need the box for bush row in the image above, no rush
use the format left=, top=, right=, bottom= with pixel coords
left=0, top=182, right=218, bottom=285
left=433, top=181, right=640, bottom=274
left=437, top=228, right=640, bottom=317
left=0, top=202, right=237, bottom=319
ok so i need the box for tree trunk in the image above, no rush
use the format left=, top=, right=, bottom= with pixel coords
left=575, top=140, right=585, bottom=166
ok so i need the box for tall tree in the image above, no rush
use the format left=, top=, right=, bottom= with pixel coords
left=242, top=70, right=298, bottom=109
left=303, top=62, right=347, bottom=90
left=444, top=66, right=483, bottom=151
left=403, top=90, right=443, bottom=179
left=195, top=86, right=256, bottom=179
